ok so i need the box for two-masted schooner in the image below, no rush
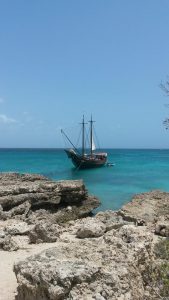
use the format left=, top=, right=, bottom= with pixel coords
left=61, top=116, right=108, bottom=169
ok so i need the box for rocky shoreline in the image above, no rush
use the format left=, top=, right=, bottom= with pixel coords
left=0, top=173, right=99, bottom=251
left=0, top=173, right=169, bottom=300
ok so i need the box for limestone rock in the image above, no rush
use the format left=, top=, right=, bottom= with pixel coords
left=0, top=173, right=100, bottom=224
left=14, top=246, right=99, bottom=300
left=119, top=190, right=169, bottom=224
left=0, top=219, right=32, bottom=250
left=0, top=228, right=5, bottom=238
left=76, top=218, right=106, bottom=238
left=155, top=216, right=169, bottom=237
left=57, top=180, right=87, bottom=204
left=14, top=224, right=154, bottom=300
left=0, top=173, right=61, bottom=210
left=1, top=235, right=20, bottom=251
left=1, top=235, right=29, bottom=251
left=2, top=174, right=169, bottom=298
left=96, top=210, right=130, bottom=231
left=0, top=173, right=100, bottom=250
left=4, top=221, right=31, bottom=236
left=29, top=222, right=61, bottom=243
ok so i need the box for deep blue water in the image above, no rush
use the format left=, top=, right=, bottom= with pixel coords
left=1, top=148, right=169, bottom=211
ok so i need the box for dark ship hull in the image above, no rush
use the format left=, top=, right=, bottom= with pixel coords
left=65, top=149, right=107, bottom=169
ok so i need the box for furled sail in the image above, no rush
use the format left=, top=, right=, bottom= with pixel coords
left=92, top=137, right=96, bottom=151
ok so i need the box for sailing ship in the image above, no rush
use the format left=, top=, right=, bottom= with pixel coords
left=61, top=115, right=108, bottom=169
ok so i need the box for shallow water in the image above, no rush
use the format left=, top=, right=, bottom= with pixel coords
left=1, top=148, right=169, bottom=211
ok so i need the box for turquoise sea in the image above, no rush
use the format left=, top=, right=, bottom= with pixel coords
left=1, top=148, right=169, bottom=211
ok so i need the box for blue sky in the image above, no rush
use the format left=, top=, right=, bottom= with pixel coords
left=0, top=0, right=169, bottom=148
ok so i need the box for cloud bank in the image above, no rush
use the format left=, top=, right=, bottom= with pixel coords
left=0, top=114, right=17, bottom=124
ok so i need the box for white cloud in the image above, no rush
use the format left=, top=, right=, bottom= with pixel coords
left=0, top=114, right=17, bottom=124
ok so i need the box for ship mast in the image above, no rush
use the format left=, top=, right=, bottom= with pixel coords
left=80, top=115, right=87, bottom=157
left=89, top=115, right=95, bottom=156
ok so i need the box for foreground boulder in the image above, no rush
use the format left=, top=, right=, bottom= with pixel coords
left=14, top=224, right=154, bottom=300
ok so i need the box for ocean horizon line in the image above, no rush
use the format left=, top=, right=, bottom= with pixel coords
left=0, top=147, right=169, bottom=150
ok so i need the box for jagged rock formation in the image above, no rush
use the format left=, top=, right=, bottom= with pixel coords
left=13, top=189, right=169, bottom=300
left=0, top=173, right=100, bottom=250
left=1, top=174, right=169, bottom=299
left=119, top=190, right=169, bottom=237
left=14, top=219, right=154, bottom=300
left=0, top=173, right=99, bottom=217
left=119, top=190, right=169, bottom=224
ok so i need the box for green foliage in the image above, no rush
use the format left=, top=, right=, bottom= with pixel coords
left=154, top=238, right=169, bottom=260
left=153, top=238, right=169, bottom=298
left=159, top=263, right=169, bottom=297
